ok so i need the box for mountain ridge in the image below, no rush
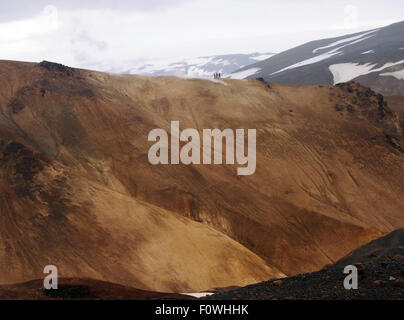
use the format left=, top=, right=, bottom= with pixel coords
left=230, top=21, right=404, bottom=95
left=0, top=60, right=403, bottom=293
left=122, top=52, right=276, bottom=78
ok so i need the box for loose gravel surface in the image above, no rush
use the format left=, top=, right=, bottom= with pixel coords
left=205, top=259, right=404, bottom=300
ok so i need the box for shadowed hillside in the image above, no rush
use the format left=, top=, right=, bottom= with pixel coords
left=207, top=230, right=404, bottom=300
left=0, top=278, right=193, bottom=300
left=336, top=228, right=404, bottom=266
left=0, top=60, right=403, bottom=293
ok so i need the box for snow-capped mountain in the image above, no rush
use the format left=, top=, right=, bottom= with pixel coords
left=230, top=21, right=404, bottom=95
left=126, top=53, right=276, bottom=78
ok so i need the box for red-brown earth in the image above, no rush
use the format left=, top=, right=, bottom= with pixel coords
left=0, top=60, right=403, bottom=295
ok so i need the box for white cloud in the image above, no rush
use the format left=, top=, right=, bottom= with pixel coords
left=0, top=5, right=59, bottom=42
left=0, top=0, right=402, bottom=71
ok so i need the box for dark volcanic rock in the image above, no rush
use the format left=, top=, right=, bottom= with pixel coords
left=205, top=259, right=404, bottom=300
left=8, top=99, right=25, bottom=114
left=206, top=230, right=404, bottom=300
left=256, top=77, right=272, bottom=89
left=39, top=61, right=74, bottom=76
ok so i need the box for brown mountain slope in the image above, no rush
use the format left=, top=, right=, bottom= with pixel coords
left=386, top=96, right=404, bottom=135
left=0, top=137, right=278, bottom=292
left=0, top=278, right=193, bottom=300
left=0, top=60, right=403, bottom=292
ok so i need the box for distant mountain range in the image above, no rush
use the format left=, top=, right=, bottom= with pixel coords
left=229, top=21, right=404, bottom=95
left=126, top=53, right=276, bottom=78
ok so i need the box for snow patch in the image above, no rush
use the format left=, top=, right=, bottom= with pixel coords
left=361, top=50, right=375, bottom=55
left=329, top=60, right=404, bottom=84
left=271, top=35, right=375, bottom=76
left=182, top=292, right=215, bottom=298
left=271, top=51, right=340, bottom=75
left=229, top=68, right=261, bottom=79
left=329, top=63, right=376, bottom=84
left=381, top=69, right=404, bottom=80
left=313, top=29, right=378, bottom=54
left=207, top=79, right=228, bottom=86
left=251, top=53, right=276, bottom=61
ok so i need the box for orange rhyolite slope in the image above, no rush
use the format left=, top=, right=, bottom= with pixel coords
left=0, top=60, right=403, bottom=292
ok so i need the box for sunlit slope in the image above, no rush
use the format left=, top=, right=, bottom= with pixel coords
left=0, top=60, right=403, bottom=285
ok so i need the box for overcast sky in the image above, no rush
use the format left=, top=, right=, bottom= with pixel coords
left=0, top=0, right=403, bottom=71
